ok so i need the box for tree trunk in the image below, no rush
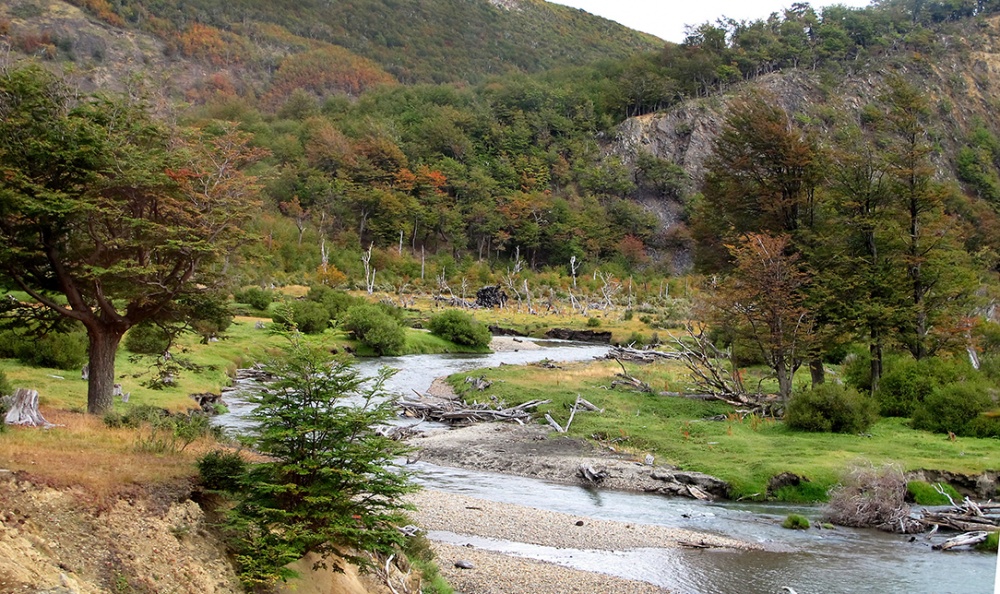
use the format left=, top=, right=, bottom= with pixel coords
left=870, top=334, right=883, bottom=394
left=775, top=357, right=792, bottom=405
left=87, top=326, right=126, bottom=414
left=809, top=358, right=825, bottom=387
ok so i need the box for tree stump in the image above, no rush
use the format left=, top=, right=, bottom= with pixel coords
left=4, top=388, right=54, bottom=427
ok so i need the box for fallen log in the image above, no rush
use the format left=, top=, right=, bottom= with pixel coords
left=604, top=345, right=683, bottom=364
left=932, top=531, right=990, bottom=551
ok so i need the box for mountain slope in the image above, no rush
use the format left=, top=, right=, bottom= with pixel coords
left=10, top=0, right=660, bottom=84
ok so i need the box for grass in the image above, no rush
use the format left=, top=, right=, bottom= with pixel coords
left=907, top=481, right=963, bottom=505
left=447, top=358, right=1000, bottom=501
left=0, top=408, right=219, bottom=502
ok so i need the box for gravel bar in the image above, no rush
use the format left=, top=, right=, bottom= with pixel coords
left=430, top=542, right=669, bottom=594
left=407, top=489, right=752, bottom=552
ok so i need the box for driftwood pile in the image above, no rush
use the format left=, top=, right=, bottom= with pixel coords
left=603, top=345, right=682, bottom=364
left=923, top=497, right=1000, bottom=534
left=398, top=395, right=549, bottom=425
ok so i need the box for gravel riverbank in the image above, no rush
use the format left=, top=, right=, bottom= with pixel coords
left=405, top=373, right=759, bottom=593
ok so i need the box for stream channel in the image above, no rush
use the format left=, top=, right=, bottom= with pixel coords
left=214, top=339, right=998, bottom=593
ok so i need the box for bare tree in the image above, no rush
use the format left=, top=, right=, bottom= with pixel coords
left=361, top=243, right=376, bottom=294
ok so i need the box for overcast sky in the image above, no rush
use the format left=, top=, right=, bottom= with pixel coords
left=549, top=1, right=875, bottom=43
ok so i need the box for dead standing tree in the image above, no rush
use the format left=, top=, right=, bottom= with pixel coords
left=361, top=242, right=376, bottom=295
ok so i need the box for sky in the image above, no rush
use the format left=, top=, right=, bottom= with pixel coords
left=548, top=0, right=875, bottom=43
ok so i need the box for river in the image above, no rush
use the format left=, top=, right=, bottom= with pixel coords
left=214, top=339, right=998, bottom=593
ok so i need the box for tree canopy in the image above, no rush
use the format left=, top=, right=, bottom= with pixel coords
left=0, top=64, right=265, bottom=413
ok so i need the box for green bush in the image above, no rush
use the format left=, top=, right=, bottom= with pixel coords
left=964, top=411, right=1000, bottom=438
left=875, top=357, right=969, bottom=417
left=911, top=381, right=995, bottom=436
left=234, top=287, right=274, bottom=311
left=198, top=450, right=248, bottom=492
left=0, top=328, right=88, bottom=370
left=124, top=322, right=171, bottom=355
left=292, top=301, right=331, bottom=334
left=428, top=310, right=491, bottom=348
left=906, top=481, right=961, bottom=505
left=786, top=383, right=878, bottom=434
left=306, top=285, right=364, bottom=321
left=586, top=317, right=601, bottom=328
left=0, top=369, right=10, bottom=397
left=271, top=301, right=331, bottom=334
left=342, top=304, right=406, bottom=356
left=782, top=514, right=811, bottom=530
left=842, top=348, right=873, bottom=394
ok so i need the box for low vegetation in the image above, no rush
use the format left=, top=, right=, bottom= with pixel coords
left=447, top=357, right=1000, bottom=502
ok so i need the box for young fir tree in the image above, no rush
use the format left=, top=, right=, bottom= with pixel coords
left=227, top=336, right=415, bottom=590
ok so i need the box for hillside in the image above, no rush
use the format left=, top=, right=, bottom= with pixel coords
left=0, top=0, right=661, bottom=104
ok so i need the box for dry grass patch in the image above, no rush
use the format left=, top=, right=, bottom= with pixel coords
left=0, top=407, right=217, bottom=503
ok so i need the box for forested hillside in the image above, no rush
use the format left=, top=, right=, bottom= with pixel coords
left=3, top=0, right=1000, bottom=399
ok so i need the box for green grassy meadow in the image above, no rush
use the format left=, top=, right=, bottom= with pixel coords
left=446, top=359, right=1000, bottom=501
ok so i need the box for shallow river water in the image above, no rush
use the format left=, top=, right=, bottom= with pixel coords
left=214, top=339, right=998, bottom=593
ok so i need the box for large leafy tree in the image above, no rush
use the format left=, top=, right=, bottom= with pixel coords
left=0, top=65, right=263, bottom=413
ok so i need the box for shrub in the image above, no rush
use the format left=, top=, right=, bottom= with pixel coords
left=0, top=328, right=89, bottom=370
left=226, top=340, right=415, bottom=589
left=306, top=285, right=364, bottom=321
left=291, top=301, right=330, bottom=334
left=911, top=381, right=995, bottom=436
left=782, top=514, right=810, bottom=530
left=124, top=322, right=171, bottom=355
left=342, top=304, right=405, bottom=356
left=235, top=287, right=274, bottom=311
left=198, top=450, right=247, bottom=492
left=586, top=317, right=601, bottom=328
left=875, top=357, right=970, bottom=417
left=428, top=310, right=491, bottom=348
left=271, top=301, right=331, bottom=334
left=786, top=383, right=878, bottom=434
left=906, top=481, right=961, bottom=506
left=964, top=411, right=1000, bottom=438
left=0, top=369, right=10, bottom=397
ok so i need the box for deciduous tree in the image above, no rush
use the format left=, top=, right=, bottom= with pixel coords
left=0, top=65, right=264, bottom=413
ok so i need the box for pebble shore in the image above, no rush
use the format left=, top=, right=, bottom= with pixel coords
left=406, top=488, right=756, bottom=594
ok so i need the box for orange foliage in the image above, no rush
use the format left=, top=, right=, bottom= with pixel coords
left=185, top=71, right=239, bottom=105
left=315, top=263, right=348, bottom=287
left=178, top=23, right=241, bottom=67
left=66, top=0, right=125, bottom=26
left=394, top=166, right=447, bottom=195
left=262, top=47, right=396, bottom=108
left=12, top=30, right=56, bottom=59
left=617, top=234, right=649, bottom=266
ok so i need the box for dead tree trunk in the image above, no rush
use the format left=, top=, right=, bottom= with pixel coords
left=4, top=388, right=53, bottom=427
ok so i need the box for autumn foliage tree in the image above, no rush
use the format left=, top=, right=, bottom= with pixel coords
left=710, top=233, right=812, bottom=404
left=0, top=65, right=265, bottom=414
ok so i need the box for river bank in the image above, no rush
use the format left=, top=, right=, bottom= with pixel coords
left=405, top=488, right=757, bottom=594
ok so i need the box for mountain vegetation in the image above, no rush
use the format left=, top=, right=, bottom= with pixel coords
left=2, top=0, right=1000, bottom=424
